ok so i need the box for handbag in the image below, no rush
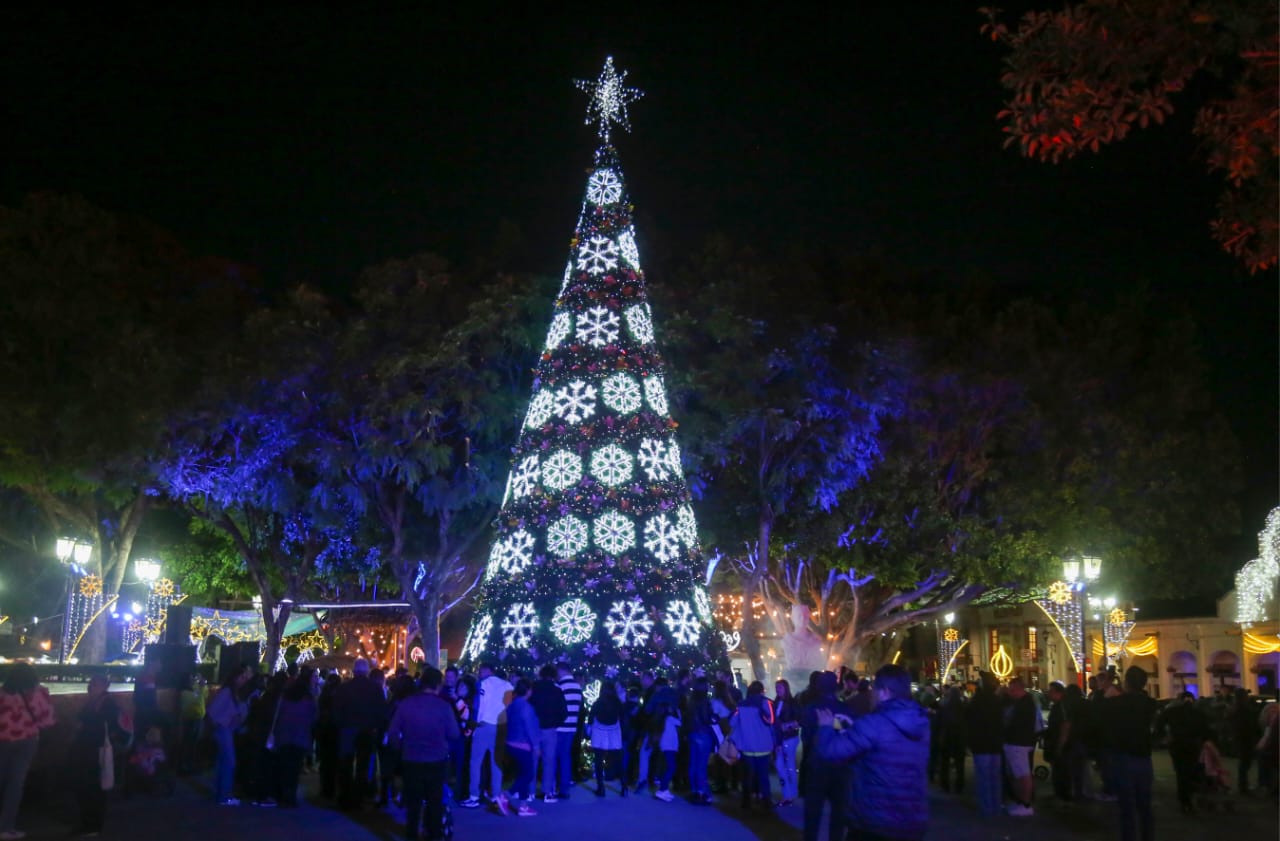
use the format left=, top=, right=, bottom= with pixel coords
left=717, top=736, right=740, bottom=765
left=99, top=723, right=115, bottom=791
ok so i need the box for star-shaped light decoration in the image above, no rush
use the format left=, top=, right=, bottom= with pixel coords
left=575, top=56, right=644, bottom=143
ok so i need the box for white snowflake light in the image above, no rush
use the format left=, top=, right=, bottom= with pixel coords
left=576, top=235, right=620, bottom=274
left=463, top=614, right=492, bottom=661
left=500, top=603, right=540, bottom=649
left=547, top=515, right=589, bottom=559
left=665, top=440, right=683, bottom=477
left=624, top=303, right=654, bottom=344
left=693, top=588, right=712, bottom=624
left=485, top=543, right=504, bottom=580
left=644, top=513, right=681, bottom=562
left=524, top=390, right=555, bottom=429
left=637, top=438, right=672, bottom=481
left=676, top=505, right=698, bottom=548
left=605, top=599, right=653, bottom=647
left=542, top=450, right=583, bottom=492
left=593, top=510, right=636, bottom=555
left=587, top=169, right=623, bottom=205
left=644, top=375, right=669, bottom=415
left=590, top=444, right=633, bottom=486
left=497, top=530, right=536, bottom=576
left=618, top=228, right=641, bottom=270
left=575, top=305, right=621, bottom=347
left=545, top=312, right=572, bottom=352
left=583, top=679, right=603, bottom=709
left=510, top=455, right=540, bottom=500
left=664, top=600, right=700, bottom=646
left=550, top=598, right=597, bottom=645
left=601, top=372, right=642, bottom=414
left=575, top=56, right=644, bottom=143
left=553, top=379, right=598, bottom=424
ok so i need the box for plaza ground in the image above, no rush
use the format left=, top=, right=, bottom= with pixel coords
left=14, top=751, right=1276, bottom=841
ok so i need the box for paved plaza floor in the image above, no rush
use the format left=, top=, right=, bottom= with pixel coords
left=14, top=752, right=1277, bottom=841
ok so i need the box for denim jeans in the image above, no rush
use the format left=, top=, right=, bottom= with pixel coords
left=538, top=729, right=558, bottom=796
left=1113, top=754, right=1154, bottom=841
left=0, top=736, right=38, bottom=832
left=973, top=752, right=1002, bottom=817
left=469, top=723, right=500, bottom=800
left=636, top=740, right=653, bottom=786
left=744, top=753, right=772, bottom=801
left=689, top=731, right=713, bottom=796
left=507, top=746, right=535, bottom=803
left=657, top=749, right=677, bottom=791
left=402, top=759, right=447, bottom=841
left=213, top=724, right=237, bottom=801
left=776, top=736, right=799, bottom=801
left=555, top=730, right=576, bottom=794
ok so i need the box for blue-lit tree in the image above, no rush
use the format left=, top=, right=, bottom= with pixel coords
left=459, top=59, right=727, bottom=678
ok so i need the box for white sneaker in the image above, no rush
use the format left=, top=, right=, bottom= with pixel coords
left=1007, top=803, right=1035, bottom=816
left=654, top=789, right=675, bottom=802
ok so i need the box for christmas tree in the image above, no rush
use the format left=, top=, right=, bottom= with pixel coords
left=459, top=58, right=726, bottom=683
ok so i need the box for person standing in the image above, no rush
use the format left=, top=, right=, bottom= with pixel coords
left=1229, top=688, right=1259, bottom=794
left=334, top=659, right=387, bottom=811
left=773, top=679, right=801, bottom=806
left=386, top=668, right=459, bottom=840
left=684, top=677, right=716, bottom=805
left=68, top=676, right=128, bottom=835
left=815, top=664, right=931, bottom=841
left=935, top=685, right=967, bottom=794
left=553, top=665, right=581, bottom=800
left=1044, top=681, right=1071, bottom=801
left=460, top=664, right=511, bottom=809
left=1001, top=677, right=1039, bottom=816
left=1160, top=691, right=1209, bottom=813
left=207, top=666, right=251, bottom=806
left=731, top=682, right=775, bottom=810
left=530, top=665, right=567, bottom=802
left=587, top=680, right=627, bottom=797
left=0, top=663, right=55, bottom=840
left=1099, top=666, right=1158, bottom=841
left=272, top=668, right=318, bottom=808
left=800, top=671, right=852, bottom=841
left=496, top=680, right=540, bottom=818
left=315, top=673, right=341, bottom=801
left=965, top=672, right=1004, bottom=818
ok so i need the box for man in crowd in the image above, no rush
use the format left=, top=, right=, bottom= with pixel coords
left=386, top=668, right=460, bottom=841
left=334, top=658, right=389, bottom=811
left=555, top=664, right=582, bottom=800
left=531, top=665, right=568, bottom=802
left=1002, top=677, right=1039, bottom=816
left=815, top=664, right=930, bottom=841
left=460, top=663, right=512, bottom=809
left=1101, top=666, right=1159, bottom=841
left=800, top=671, right=852, bottom=841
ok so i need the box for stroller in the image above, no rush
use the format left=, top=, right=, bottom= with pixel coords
left=1196, top=741, right=1234, bottom=813
left=123, top=726, right=178, bottom=797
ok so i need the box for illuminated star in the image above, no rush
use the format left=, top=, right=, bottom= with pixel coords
left=575, top=56, right=644, bottom=142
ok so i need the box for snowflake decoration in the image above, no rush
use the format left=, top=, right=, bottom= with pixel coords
left=593, top=510, right=636, bottom=555
left=665, top=440, right=683, bottom=477
left=943, top=628, right=960, bottom=642
left=553, top=379, right=598, bottom=424
left=618, top=228, right=641, bottom=270
left=510, top=455, right=540, bottom=500
left=497, top=529, right=536, bottom=575
left=1047, top=581, right=1073, bottom=605
left=525, top=390, right=555, bottom=429
left=582, top=679, right=602, bottom=709
left=576, top=235, right=620, bottom=274
left=693, top=588, right=712, bottom=624
left=601, top=372, right=642, bottom=414
left=79, top=575, right=103, bottom=597
left=644, top=375, right=669, bottom=415
left=644, top=513, right=681, bottom=562
left=550, top=598, right=597, bottom=645
left=676, top=505, right=698, bottom=548
left=500, top=603, right=540, bottom=649
left=587, top=169, right=623, bottom=205
left=545, top=312, right=572, bottom=352
left=542, top=450, right=583, bottom=491
left=575, top=306, right=620, bottom=347
left=153, top=578, right=176, bottom=598
left=590, top=444, right=633, bottom=486
left=624, top=303, right=654, bottom=344
left=664, top=600, right=700, bottom=646
left=637, top=438, right=672, bottom=481
left=462, top=614, right=492, bottom=661
left=605, top=599, right=653, bottom=647
left=485, top=543, right=504, bottom=580
left=547, top=515, right=589, bottom=559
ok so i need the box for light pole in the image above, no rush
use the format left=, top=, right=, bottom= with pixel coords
left=135, top=558, right=161, bottom=584
left=55, top=537, right=94, bottom=663
left=1063, top=555, right=1102, bottom=687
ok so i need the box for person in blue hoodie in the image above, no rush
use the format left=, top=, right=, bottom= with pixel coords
left=815, top=664, right=930, bottom=841
left=497, top=679, right=541, bottom=818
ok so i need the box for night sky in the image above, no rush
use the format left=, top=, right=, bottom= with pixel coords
left=2, top=6, right=1275, bottom=568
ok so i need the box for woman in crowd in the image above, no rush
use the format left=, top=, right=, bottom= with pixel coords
left=496, top=679, right=540, bottom=817
left=652, top=689, right=682, bottom=803
left=451, top=674, right=476, bottom=799
left=273, top=667, right=318, bottom=808
left=207, top=666, right=251, bottom=806
left=68, top=675, right=127, bottom=835
left=0, top=662, right=55, bottom=840
left=709, top=679, right=738, bottom=795
left=773, top=678, right=801, bottom=806
left=587, top=680, right=627, bottom=797
left=684, top=677, right=717, bottom=805
left=732, top=681, right=775, bottom=810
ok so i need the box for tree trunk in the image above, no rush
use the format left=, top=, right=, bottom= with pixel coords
left=417, top=593, right=442, bottom=669
left=261, top=595, right=292, bottom=673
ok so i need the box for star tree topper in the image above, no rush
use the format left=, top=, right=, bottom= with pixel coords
left=575, top=56, right=644, bottom=142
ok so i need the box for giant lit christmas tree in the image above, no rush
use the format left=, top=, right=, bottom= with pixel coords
left=460, top=58, right=725, bottom=680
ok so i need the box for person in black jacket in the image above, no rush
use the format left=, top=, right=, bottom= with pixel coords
left=965, top=672, right=1004, bottom=817
left=935, top=685, right=967, bottom=793
left=1100, top=666, right=1158, bottom=841
left=530, top=665, right=567, bottom=802
left=334, top=659, right=390, bottom=810
left=800, top=671, right=851, bottom=841
left=588, top=680, right=628, bottom=797
left=1160, top=691, right=1209, bottom=812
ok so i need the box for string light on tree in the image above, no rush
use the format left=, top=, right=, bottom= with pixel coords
left=1236, top=506, right=1280, bottom=627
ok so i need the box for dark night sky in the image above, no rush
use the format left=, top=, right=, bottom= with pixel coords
left=2, top=6, right=1275, bottom=568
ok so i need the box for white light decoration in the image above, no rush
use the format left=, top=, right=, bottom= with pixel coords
left=605, top=599, right=653, bottom=647
left=644, top=513, right=681, bottom=562
left=553, top=379, right=598, bottom=424
left=500, top=603, right=540, bottom=649
left=586, top=169, right=623, bottom=205
left=618, top=229, right=641, bottom=270
left=665, top=600, right=700, bottom=645
left=576, top=235, right=620, bottom=274
left=693, top=588, right=712, bottom=624
left=665, top=440, right=683, bottom=477
left=463, top=614, right=493, bottom=661
left=525, top=390, right=555, bottom=429
left=590, top=444, right=633, bottom=486
left=1237, top=507, right=1280, bottom=626
left=545, top=312, right=573, bottom=351
left=485, top=544, right=504, bottom=580
left=721, top=630, right=741, bottom=651
left=559, top=260, right=574, bottom=296
left=575, top=305, right=621, bottom=347
left=676, top=505, right=698, bottom=548
left=623, top=303, right=654, bottom=344
left=637, top=438, right=672, bottom=481
left=574, top=55, right=644, bottom=143
left=582, top=679, right=603, bottom=709
left=601, top=372, right=642, bottom=413
left=550, top=598, right=597, bottom=645
left=547, top=515, right=589, bottom=559
left=510, top=455, right=540, bottom=499
left=496, top=530, right=536, bottom=576
left=644, top=374, right=669, bottom=415
left=1034, top=588, right=1084, bottom=674
left=593, top=510, right=636, bottom=555
left=542, top=450, right=584, bottom=491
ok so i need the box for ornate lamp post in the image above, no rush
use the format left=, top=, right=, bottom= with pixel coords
left=1063, top=555, right=1102, bottom=686
left=55, top=537, right=95, bottom=663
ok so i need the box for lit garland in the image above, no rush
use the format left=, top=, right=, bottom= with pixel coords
left=1242, top=632, right=1280, bottom=655
left=1034, top=582, right=1084, bottom=673
left=458, top=59, right=726, bottom=679
left=1236, top=507, right=1279, bottom=627
left=1103, top=608, right=1136, bottom=664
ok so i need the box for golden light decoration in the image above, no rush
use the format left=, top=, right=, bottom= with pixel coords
left=1107, top=607, right=1128, bottom=626
left=79, top=575, right=103, bottom=597
left=153, top=578, right=176, bottom=598
left=1047, top=581, right=1073, bottom=605
left=1243, top=632, right=1280, bottom=655
left=990, top=644, right=1015, bottom=680
left=943, top=627, right=960, bottom=642
left=189, top=615, right=212, bottom=641
left=144, top=616, right=166, bottom=641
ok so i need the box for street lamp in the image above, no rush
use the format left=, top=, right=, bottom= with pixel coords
left=55, top=537, right=94, bottom=663
left=1064, top=555, right=1102, bottom=687
left=135, top=558, right=162, bottom=584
